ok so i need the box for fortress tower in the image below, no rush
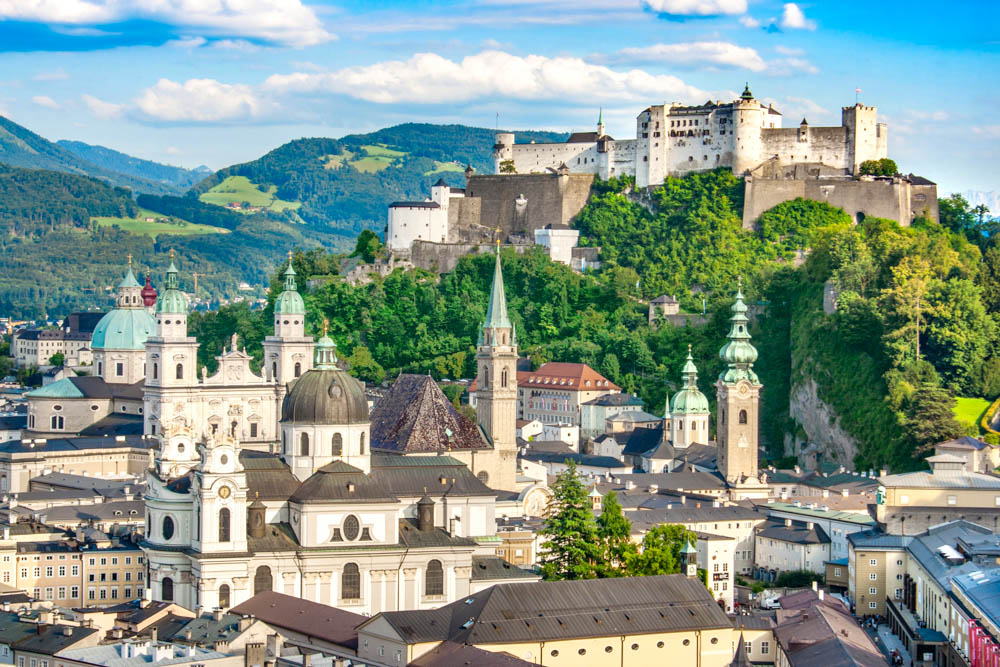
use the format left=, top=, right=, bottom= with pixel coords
left=842, top=103, right=888, bottom=174
left=732, top=84, right=766, bottom=175
left=493, top=133, right=515, bottom=173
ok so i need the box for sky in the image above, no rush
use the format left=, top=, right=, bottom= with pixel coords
left=0, top=0, right=996, bottom=194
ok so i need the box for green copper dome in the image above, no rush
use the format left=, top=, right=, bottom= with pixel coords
left=156, top=261, right=188, bottom=314
left=91, top=308, right=156, bottom=350
left=117, top=267, right=141, bottom=289
left=275, top=260, right=305, bottom=314
left=719, top=283, right=759, bottom=384
left=670, top=345, right=709, bottom=414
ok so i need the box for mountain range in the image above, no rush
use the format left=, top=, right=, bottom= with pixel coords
left=0, top=114, right=566, bottom=318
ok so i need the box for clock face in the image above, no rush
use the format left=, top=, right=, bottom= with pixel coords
left=218, top=485, right=231, bottom=499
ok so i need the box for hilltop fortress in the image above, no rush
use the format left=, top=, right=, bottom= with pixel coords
left=493, top=85, right=887, bottom=186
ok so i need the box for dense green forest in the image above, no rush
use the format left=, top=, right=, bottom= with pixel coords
left=189, top=124, right=567, bottom=238
left=58, top=140, right=209, bottom=193
left=187, top=173, right=997, bottom=472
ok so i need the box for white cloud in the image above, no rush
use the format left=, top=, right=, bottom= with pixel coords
left=767, top=57, right=819, bottom=75
left=774, top=45, right=804, bottom=56
left=641, top=0, right=747, bottom=15
left=972, top=125, right=1000, bottom=138
left=909, top=110, right=950, bottom=122
left=135, top=78, right=271, bottom=122
left=780, top=3, right=816, bottom=30
left=166, top=146, right=181, bottom=155
left=165, top=36, right=207, bottom=49
left=610, top=42, right=767, bottom=71
left=769, top=95, right=829, bottom=120
left=31, top=95, right=59, bottom=109
left=263, top=50, right=710, bottom=105
left=82, top=94, right=124, bottom=119
left=739, top=15, right=760, bottom=27
left=0, top=0, right=333, bottom=46
left=32, top=69, right=69, bottom=81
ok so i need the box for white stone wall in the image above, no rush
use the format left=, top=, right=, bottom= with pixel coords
left=533, top=227, right=579, bottom=266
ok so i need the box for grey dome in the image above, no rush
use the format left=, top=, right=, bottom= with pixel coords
left=281, top=368, right=369, bottom=425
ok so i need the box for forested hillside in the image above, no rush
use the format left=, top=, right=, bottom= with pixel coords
left=0, top=116, right=179, bottom=195
left=188, top=173, right=999, bottom=473
left=0, top=164, right=324, bottom=318
left=189, top=124, right=567, bottom=238
left=58, top=140, right=209, bottom=193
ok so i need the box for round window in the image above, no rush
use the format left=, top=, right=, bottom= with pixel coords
left=710, top=637, right=718, bottom=645
left=220, top=454, right=229, bottom=465
left=343, top=515, right=360, bottom=541
left=91, top=405, right=99, bottom=411
left=578, top=649, right=586, bottom=656
left=604, top=646, right=613, bottom=653
left=680, top=640, right=688, bottom=647
left=550, top=650, right=558, bottom=657
left=53, top=405, right=62, bottom=411
left=631, top=643, right=639, bottom=650
left=162, top=516, right=175, bottom=540
left=177, top=443, right=185, bottom=453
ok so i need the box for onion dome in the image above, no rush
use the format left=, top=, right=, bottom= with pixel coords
left=281, top=334, right=368, bottom=424
left=275, top=253, right=305, bottom=315
left=156, top=259, right=188, bottom=314
left=91, top=264, right=156, bottom=350
left=740, top=82, right=753, bottom=100
left=718, top=281, right=759, bottom=384
left=670, top=345, right=709, bottom=414
left=141, top=275, right=158, bottom=307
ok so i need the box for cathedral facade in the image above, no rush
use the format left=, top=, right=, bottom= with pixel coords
left=142, top=251, right=532, bottom=615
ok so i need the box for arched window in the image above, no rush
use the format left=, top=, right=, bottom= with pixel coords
left=300, top=433, right=310, bottom=456
left=161, top=577, right=174, bottom=601
left=477, top=471, right=489, bottom=485
left=690, top=420, right=696, bottom=430
left=50, top=415, right=64, bottom=430
left=294, top=362, right=301, bottom=378
left=153, top=363, right=158, bottom=379
left=253, top=566, right=272, bottom=595
left=162, top=516, right=174, bottom=540
left=281, top=431, right=287, bottom=453
left=175, top=363, right=183, bottom=380
left=738, top=409, right=748, bottom=425
left=483, top=369, right=489, bottom=387
left=218, top=508, right=231, bottom=543
left=342, top=563, right=360, bottom=600
left=271, top=362, right=277, bottom=380
left=721, top=409, right=726, bottom=424
left=218, top=584, right=230, bottom=609
left=425, top=560, right=444, bottom=596
left=501, top=368, right=508, bottom=388
left=332, top=433, right=343, bottom=456
left=678, top=420, right=683, bottom=431
left=359, top=433, right=365, bottom=455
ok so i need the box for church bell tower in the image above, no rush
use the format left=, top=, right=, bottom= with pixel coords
left=716, top=280, right=763, bottom=486
left=262, top=252, right=315, bottom=386
left=476, top=250, right=519, bottom=491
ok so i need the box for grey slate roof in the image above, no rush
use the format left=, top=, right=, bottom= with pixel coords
left=520, top=450, right=628, bottom=469
left=371, top=374, right=488, bottom=454
left=14, top=624, right=99, bottom=654
left=616, top=471, right=726, bottom=492
left=470, top=556, right=537, bottom=581
left=26, top=500, right=144, bottom=523
left=936, top=436, right=989, bottom=451
left=29, top=472, right=136, bottom=492
left=757, top=519, right=830, bottom=545
left=240, top=452, right=300, bottom=501
left=377, top=575, right=731, bottom=645
left=619, top=426, right=664, bottom=456
left=409, top=641, right=533, bottom=666
left=581, top=393, right=644, bottom=407
left=230, top=591, right=364, bottom=650
left=290, top=461, right=396, bottom=505
left=79, top=413, right=144, bottom=437
left=399, top=519, right=476, bottom=549
left=626, top=504, right=761, bottom=529
left=0, top=434, right=155, bottom=454
left=169, top=613, right=243, bottom=645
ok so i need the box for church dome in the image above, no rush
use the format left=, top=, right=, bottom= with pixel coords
left=275, top=259, right=305, bottom=315
left=670, top=387, right=709, bottom=414
left=91, top=309, right=156, bottom=351
left=141, top=275, right=158, bottom=307
left=281, top=336, right=368, bottom=425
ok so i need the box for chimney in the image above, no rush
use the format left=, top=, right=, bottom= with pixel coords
left=266, top=633, right=282, bottom=658
left=239, top=616, right=252, bottom=632
left=819, top=589, right=825, bottom=601
left=807, top=522, right=815, bottom=530
left=794, top=465, right=801, bottom=474
left=680, top=495, right=686, bottom=505
left=841, top=489, right=849, bottom=497
left=303, top=655, right=311, bottom=667
left=213, top=608, right=223, bottom=622
left=822, top=489, right=829, bottom=498
left=62, top=626, right=72, bottom=637
left=812, top=580, right=818, bottom=592
left=625, top=480, right=635, bottom=490
left=245, top=642, right=267, bottom=667
left=712, top=499, right=720, bottom=508
left=648, top=484, right=658, bottom=494
left=879, top=468, right=887, bottom=478
left=151, top=628, right=158, bottom=644
left=785, top=518, right=792, bottom=528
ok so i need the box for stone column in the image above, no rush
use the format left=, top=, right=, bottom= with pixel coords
left=281, top=571, right=297, bottom=597
left=369, top=570, right=384, bottom=615
left=454, top=566, right=471, bottom=599
left=302, top=572, right=319, bottom=602
left=318, top=572, right=332, bottom=607
left=383, top=569, right=399, bottom=612
left=232, top=577, right=249, bottom=606
left=402, top=568, right=417, bottom=610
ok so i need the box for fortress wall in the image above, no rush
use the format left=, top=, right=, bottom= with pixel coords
left=743, top=177, right=938, bottom=229
left=911, top=184, right=939, bottom=222
left=761, top=127, right=849, bottom=170
left=410, top=240, right=531, bottom=274
left=465, top=173, right=596, bottom=235
left=446, top=197, right=481, bottom=242
left=511, top=142, right=596, bottom=174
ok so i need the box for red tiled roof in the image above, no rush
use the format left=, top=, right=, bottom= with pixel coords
left=230, top=591, right=364, bottom=649
left=517, top=362, right=619, bottom=392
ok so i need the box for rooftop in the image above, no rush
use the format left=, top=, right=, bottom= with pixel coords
left=517, top=362, right=619, bottom=392
left=230, top=591, right=364, bottom=650
left=757, top=519, right=830, bottom=545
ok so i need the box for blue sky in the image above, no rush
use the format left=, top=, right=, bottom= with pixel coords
left=0, top=0, right=996, bottom=194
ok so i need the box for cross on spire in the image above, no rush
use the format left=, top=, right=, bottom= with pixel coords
left=169, top=248, right=175, bottom=261
left=127, top=253, right=132, bottom=267
left=323, top=318, right=329, bottom=337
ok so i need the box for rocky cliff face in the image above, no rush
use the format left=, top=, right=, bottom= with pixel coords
left=788, top=375, right=860, bottom=469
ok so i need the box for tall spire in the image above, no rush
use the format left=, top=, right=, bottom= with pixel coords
left=483, top=250, right=511, bottom=330
left=719, top=278, right=758, bottom=384
left=283, top=250, right=297, bottom=291
left=157, top=251, right=187, bottom=314
left=275, top=250, right=305, bottom=315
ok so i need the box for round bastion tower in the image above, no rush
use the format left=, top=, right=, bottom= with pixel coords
left=493, top=133, right=514, bottom=173
left=732, top=83, right=764, bottom=176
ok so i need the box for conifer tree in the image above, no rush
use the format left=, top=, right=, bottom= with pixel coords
left=539, top=461, right=600, bottom=580
left=595, top=490, right=636, bottom=577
